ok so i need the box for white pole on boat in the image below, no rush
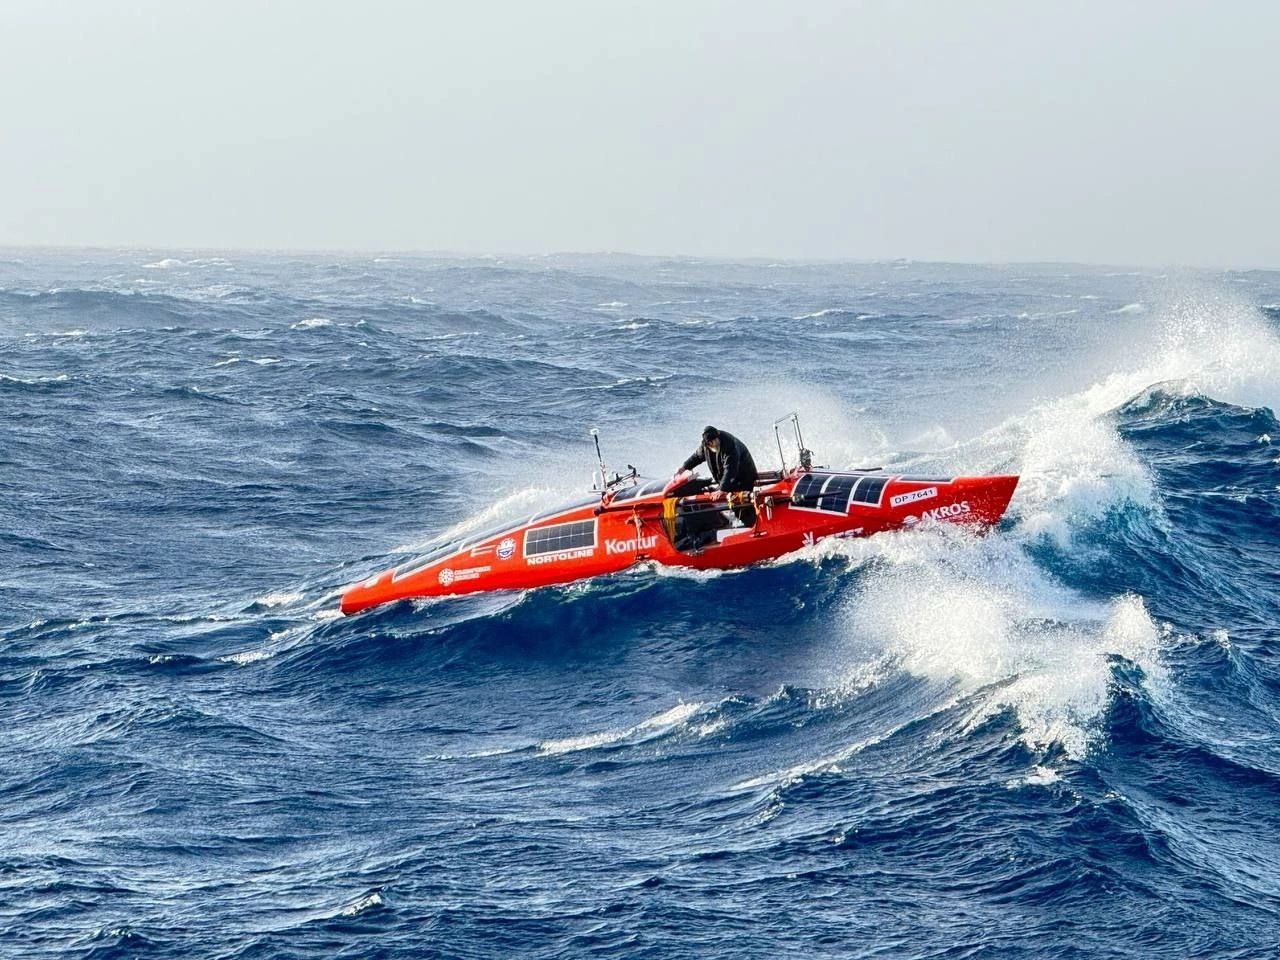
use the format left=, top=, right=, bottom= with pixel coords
left=590, top=428, right=608, bottom=490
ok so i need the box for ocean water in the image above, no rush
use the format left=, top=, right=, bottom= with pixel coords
left=3, top=250, right=1279, bottom=959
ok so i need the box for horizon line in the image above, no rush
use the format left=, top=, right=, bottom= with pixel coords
left=0, top=241, right=1275, bottom=274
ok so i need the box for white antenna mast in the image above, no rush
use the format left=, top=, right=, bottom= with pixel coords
left=590, top=427, right=608, bottom=490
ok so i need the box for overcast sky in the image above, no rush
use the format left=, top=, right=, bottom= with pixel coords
left=2, top=1, right=1277, bottom=266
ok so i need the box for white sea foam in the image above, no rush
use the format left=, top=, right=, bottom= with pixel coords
left=730, top=723, right=907, bottom=792
left=218, top=620, right=315, bottom=666
left=909, top=424, right=955, bottom=450
left=213, top=356, right=281, bottom=367
left=395, top=485, right=563, bottom=554
left=651, top=563, right=728, bottom=582
left=190, top=283, right=242, bottom=300
left=833, top=524, right=1166, bottom=759
left=220, top=648, right=273, bottom=666
left=1007, top=765, right=1060, bottom=788
left=290, top=317, right=333, bottom=329
left=693, top=717, right=731, bottom=738
left=338, top=891, right=385, bottom=916
left=254, top=590, right=305, bottom=608
left=952, top=287, right=1280, bottom=546
left=975, top=377, right=1159, bottom=547
left=537, top=701, right=705, bottom=755
left=784, top=292, right=1277, bottom=761
left=0, top=372, right=70, bottom=384
left=961, top=597, right=1165, bottom=757
left=806, top=312, right=1190, bottom=758
left=802, top=292, right=1280, bottom=759
left=1144, top=289, right=1280, bottom=410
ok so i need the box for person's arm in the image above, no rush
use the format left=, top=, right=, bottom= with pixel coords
left=680, top=445, right=706, bottom=473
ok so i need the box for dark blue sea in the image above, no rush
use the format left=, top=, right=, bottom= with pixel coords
left=4, top=250, right=1279, bottom=959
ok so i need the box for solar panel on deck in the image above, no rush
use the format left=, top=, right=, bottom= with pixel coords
left=818, top=475, right=856, bottom=512
left=791, top=473, right=824, bottom=507
left=611, top=479, right=663, bottom=502
left=791, top=473, right=856, bottom=514
left=851, top=476, right=888, bottom=506
left=525, top=519, right=597, bottom=556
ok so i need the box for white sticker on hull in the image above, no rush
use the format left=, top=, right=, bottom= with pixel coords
left=904, top=501, right=972, bottom=525
left=923, top=501, right=971, bottom=520
left=526, top=547, right=595, bottom=565
left=438, top=565, right=491, bottom=585
left=891, top=487, right=938, bottom=507
left=605, top=535, right=658, bottom=555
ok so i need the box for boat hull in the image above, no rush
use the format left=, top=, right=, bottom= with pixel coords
left=339, top=470, right=1018, bottom=615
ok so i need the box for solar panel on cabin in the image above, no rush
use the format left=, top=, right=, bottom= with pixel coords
left=612, top=479, right=663, bottom=502
left=818, top=475, right=857, bottom=512
left=789, top=473, right=855, bottom=513
left=525, top=519, right=597, bottom=556
left=791, top=473, right=825, bottom=507
left=851, top=476, right=889, bottom=506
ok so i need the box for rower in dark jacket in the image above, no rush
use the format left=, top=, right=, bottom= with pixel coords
left=679, top=425, right=759, bottom=529
left=681, top=425, right=759, bottom=491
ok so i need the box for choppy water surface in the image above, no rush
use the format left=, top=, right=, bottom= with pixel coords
left=3, top=250, right=1279, bottom=958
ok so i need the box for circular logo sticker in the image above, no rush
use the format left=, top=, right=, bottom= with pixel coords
left=438, top=568, right=455, bottom=586
left=497, top=537, right=516, bottom=561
